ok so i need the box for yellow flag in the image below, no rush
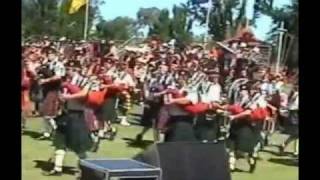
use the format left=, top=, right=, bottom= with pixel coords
left=69, top=0, right=87, bottom=14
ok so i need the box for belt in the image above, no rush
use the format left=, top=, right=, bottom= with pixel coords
left=67, top=109, right=84, bottom=113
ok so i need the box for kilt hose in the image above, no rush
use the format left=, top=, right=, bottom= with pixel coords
left=53, top=110, right=93, bottom=155
left=40, top=90, right=60, bottom=117
left=118, top=90, right=132, bottom=116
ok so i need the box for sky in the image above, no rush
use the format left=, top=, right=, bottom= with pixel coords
left=99, top=0, right=291, bottom=40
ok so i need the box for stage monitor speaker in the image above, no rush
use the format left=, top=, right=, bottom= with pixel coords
left=134, top=142, right=231, bottom=180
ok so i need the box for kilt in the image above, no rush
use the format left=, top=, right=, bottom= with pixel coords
left=156, top=106, right=170, bottom=131
left=21, top=90, right=31, bottom=112
left=164, top=116, right=197, bottom=142
left=141, top=101, right=161, bottom=127
left=40, top=90, right=60, bottom=117
left=84, top=108, right=99, bottom=132
left=53, top=110, right=93, bottom=154
left=194, top=112, right=219, bottom=141
left=95, top=96, right=117, bottom=123
left=283, top=110, right=299, bottom=137
left=228, top=119, right=263, bottom=153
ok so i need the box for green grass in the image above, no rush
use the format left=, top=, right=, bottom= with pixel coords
left=22, top=108, right=298, bottom=180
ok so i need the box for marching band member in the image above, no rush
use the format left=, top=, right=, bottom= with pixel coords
left=21, top=65, right=31, bottom=131
left=44, top=78, right=98, bottom=176
left=227, top=84, right=270, bottom=173
left=279, top=84, right=299, bottom=156
left=163, top=80, right=203, bottom=142
left=38, top=51, right=65, bottom=140
left=114, top=62, right=136, bottom=126
left=136, top=73, right=167, bottom=142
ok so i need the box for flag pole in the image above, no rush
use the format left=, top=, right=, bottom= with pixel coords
left=84, top=0, right=89, bottom=40
left=204, top=0, right=212, bottom=49
left=275, top=22, right=287, bottom=74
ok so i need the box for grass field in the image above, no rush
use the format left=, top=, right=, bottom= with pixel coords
left=22, top=106, right=298, bottom=180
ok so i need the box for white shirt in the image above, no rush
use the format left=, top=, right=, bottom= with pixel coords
left=71, top=72, right=82, bottom=85
left=186, top=90, right=200, bottom=105
left=114, top=72, right=135, bottom=87
left=288, top=92, right=299, bottom=110
left=110, top=46, right=119, bottom=59
left=208, top=83, right=221, bottom=103
left=50, top=60, right=66, bottom=77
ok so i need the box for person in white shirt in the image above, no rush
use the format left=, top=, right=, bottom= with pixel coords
left=280, top=85, right=299, bottom=156
left=38, top=51, right=66, bottom=140
left=104, top=40, right=119, bottom=59
left=114, top=64, right=136, bottom=126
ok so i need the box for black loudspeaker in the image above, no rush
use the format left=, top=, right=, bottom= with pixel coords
left=134, top=142, right=231, bottom=180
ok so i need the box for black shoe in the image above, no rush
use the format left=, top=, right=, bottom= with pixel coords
left=91, top=138, right=100, bottom=152
left=43, top=170, right=62, bottom=176
left=37, top=135, right=51, bottom=140
left=230, top=166, right=236, bottom=173
left=279, top=145, right=285, bottom=156
left=264, top=138, right=269, bottom=147
left=136, top=134, right=143, bottom=142
left=108, top=128, right=117, bottom=141
left=249, top=161, right=257, bottom=173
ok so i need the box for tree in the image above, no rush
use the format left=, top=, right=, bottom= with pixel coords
left=96, top=17, right=136, bottom=41
left=137, top=7, right=161, bottom=28
left=22, top=0, right=60, bottom=37
left=253, top=0, right=298, bottom=68
left=170, top=5, right=193, bottom=43
left=186, top=0, right=250, bottom=41
left=137, top=5, right=194, bottom=43
left=22, top=0, right=105, bottom=39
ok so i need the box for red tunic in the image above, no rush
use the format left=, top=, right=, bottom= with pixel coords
left=250, top=107, right=269, bottom=122
left=169, top=90, right=209, bottom=115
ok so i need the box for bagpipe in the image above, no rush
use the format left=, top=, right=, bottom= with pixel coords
left=62, top=75, right=129, bottom=110
left=165, top=87, right=212, bottom=115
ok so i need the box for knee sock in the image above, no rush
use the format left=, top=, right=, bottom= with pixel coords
left=294, top=139, right=299, bottom=155
left=48, top=118, right=57, bottom=130
left=54, top=150, right=66, bottom=172
left=229, top=152, right=236, bottom=170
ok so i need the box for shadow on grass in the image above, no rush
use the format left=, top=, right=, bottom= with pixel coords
left=268, top=158, right=298, bottom=167
left=122, top=137, right=154, bottom=150
left=232, top=168, right=247, bottom=173
left=33, top=160, right=78, bottom=175
left=261, top=148, right=292, bottom=157
left=129, top=112, right=142, bottom=117
left=128, top=121, right=142, bottom=126
left=22, top=130, right=42, bottom=139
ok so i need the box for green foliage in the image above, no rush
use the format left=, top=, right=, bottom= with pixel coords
left=95, top=17, right=137, bottom=41
left=186, top=0, right=249, bottom=41
left=22, top=0, right=104, bottom=40
left=253, top=0, right=298, bottom=68
left=137, top=5, right=193, bottom=43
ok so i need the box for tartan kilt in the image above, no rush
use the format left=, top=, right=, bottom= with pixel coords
left=156, top=106, right=170, bottom=131
left=164, top=116, right=197, bottom=142
left=194, top=113, right=219, bottom=141
left=21, top=90, right=31, bottom=112
left=95, top=96, right=117, bottom=123
left=40, top=90, right=60, bottom=117
left=141, top=102, right=161, bottom=127
left=283, top=110, right=299, bottom=137
left=228, top=119, right=263, bottom=153
left=53, top=111, right=93, bottom=154
left=84, top=108, right=99, bottom=132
